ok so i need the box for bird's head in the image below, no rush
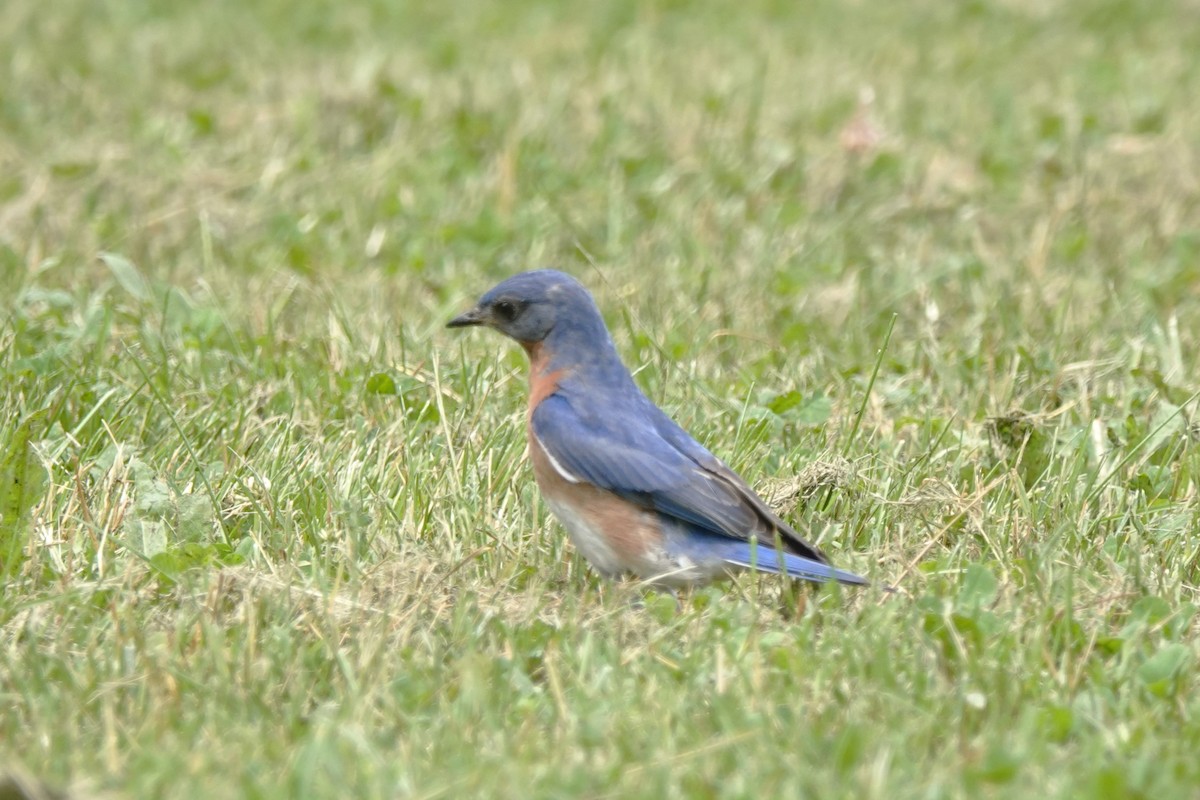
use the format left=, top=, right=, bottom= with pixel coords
left=447, top=269, right=599, bottom=348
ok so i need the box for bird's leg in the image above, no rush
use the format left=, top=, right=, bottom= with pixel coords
left=610, top=576, right=682, bottom=615
left=779, top=580, right=808, bottom=621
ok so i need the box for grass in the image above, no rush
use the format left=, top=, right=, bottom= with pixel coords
left=1, top=0, right=1198, bottom=796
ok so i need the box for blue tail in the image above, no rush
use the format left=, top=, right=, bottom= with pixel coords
left=723, top=543, right=870, bottom=586
left=664, top=525, right=872, bottom=587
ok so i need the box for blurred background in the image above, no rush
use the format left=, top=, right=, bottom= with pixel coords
left=1, top=0, right=1198, bottom=797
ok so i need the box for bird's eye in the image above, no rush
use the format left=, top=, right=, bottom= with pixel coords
left=493, top=300, right=519, bottom=321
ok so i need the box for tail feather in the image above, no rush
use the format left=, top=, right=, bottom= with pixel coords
left=722, top=542, right=871, bottom=587
left=661, top=523, right=879, bottom=589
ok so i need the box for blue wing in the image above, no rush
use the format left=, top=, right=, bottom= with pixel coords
left=530, top=390, right=856, bottom=579
left=530, top=393, right=761, bottom=532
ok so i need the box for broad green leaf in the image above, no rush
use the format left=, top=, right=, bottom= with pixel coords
left=1137, top=643, right=1191, bottom=697
left=99, top=251, right=150, bottom=301
left=365, top=372, right=398, bottom=395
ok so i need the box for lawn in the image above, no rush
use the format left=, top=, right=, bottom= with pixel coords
left=1, top=0, right=1198, bottom=797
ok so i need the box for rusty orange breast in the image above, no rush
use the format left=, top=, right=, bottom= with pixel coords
left=523, top=340, right=568, bottom=415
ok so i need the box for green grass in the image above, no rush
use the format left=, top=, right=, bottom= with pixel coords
left=2, top=0, right=1199, bottom=796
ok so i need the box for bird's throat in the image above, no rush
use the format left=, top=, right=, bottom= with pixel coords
left=524, top=341, right=567, bottom=415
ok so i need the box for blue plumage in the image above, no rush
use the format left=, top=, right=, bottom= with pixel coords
left=449, top=269, right=873, bottom=589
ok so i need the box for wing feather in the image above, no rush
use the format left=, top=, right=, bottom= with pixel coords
left=531, top=393, right=827, bottom=564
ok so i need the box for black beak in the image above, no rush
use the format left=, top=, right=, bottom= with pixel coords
left=447, top=305, right=488, bottom=329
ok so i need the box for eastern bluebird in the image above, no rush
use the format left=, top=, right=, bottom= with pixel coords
left=448, top=270, right=869, bottom=589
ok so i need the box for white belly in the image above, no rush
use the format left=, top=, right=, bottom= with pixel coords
left=541, top=493, right=628, bottom=577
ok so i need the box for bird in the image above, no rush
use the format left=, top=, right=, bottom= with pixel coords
left=447, top=270, right=870, bottom=589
